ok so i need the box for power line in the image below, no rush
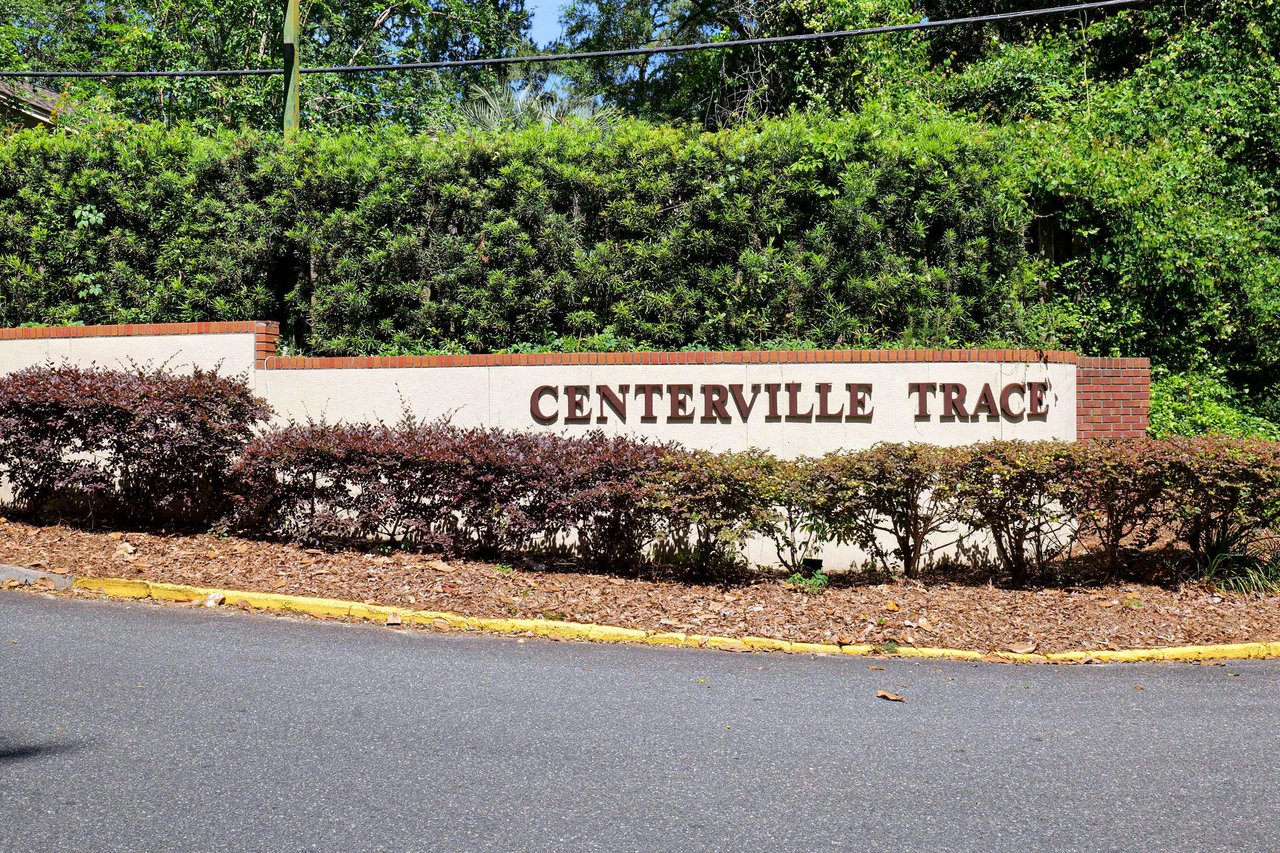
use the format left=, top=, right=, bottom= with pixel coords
left=309, top=0, right=1148, bottom=75
left=0, top=0, right=1148, bottom=80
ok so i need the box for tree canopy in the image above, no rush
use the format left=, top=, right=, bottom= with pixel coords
left=0, top=0, right=531, bottom=129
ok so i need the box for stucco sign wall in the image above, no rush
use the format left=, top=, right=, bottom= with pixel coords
left=0, top=321, right=1151, bottom=454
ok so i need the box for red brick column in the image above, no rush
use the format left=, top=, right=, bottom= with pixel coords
left=1077, top=357, right=1150, bottom=439
left=254, top=320, right=281, bottom=368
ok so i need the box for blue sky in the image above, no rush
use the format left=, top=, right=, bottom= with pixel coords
left=527, top=0, right=565, bottom=46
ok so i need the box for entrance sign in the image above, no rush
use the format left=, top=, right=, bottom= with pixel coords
left=529, top=379, right=1051, bottom=425
left=0, top=321, right=1150, bottom=455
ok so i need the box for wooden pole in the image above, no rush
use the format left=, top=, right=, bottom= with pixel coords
left=283, top=0, right=300, bottom=140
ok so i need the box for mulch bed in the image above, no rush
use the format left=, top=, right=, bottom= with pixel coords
left=3, top=518, right=1278, bottom=654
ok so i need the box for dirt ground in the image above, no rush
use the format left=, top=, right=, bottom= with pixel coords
left=3, top=518, right=1278, bottom=653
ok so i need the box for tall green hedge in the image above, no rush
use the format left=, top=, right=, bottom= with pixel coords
left=1, top=107, right=1276, bottom=411
left=0, top=111, right=1048, bottom=355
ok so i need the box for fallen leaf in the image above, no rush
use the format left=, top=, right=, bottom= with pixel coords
left=385, top=613, right=402, bottom=627
left=204, top=592, right=225, bottom=607
left=1008, top=641, right=1038, bottom=654
left=917, top=617, right=934, bottom=632
left=884, top=600, right=900, bottom=612
left=35, top=577, right=56, bottom=590
left=876, top=690, right=906, bottom=703
left=866, top=664, right=885, bottom=671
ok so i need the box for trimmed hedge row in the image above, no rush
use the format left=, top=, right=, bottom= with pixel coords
left=0, top=364, right=270, bottom=525
left=2, top=366, right=1278, bottom=585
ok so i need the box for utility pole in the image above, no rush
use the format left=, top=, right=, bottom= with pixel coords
left=283, top=0, right=300, bottom=140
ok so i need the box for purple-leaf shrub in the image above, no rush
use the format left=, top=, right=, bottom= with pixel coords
left=0, top=364, right=270, bottom=525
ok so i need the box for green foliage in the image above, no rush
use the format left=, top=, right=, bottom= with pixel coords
left=753, top=457, right=828, bottom=573
left=1060, top=438, right=1169, bottom=578
left=1161, top=436, right=1280, bottom=568
left=650, top=448, right=777, bottom=576
left=546, top=0, right=1280, bottom=407
left=0, top=112, right=1052, bottom=354
left=951, top=441, right=1075, bottom=586
left=553, top=0, right=925, bottom=124
left=0, top=0, right=530, bottom=131
left=1196, top=549, right=1280, bottom=597
left=1149, top=373, right=1280, bottom=440
left=785, top=568, right=829, bottom=595
left=941, top=0, right=1280, bottom=395
left=808, top=443, right=961, bottom=578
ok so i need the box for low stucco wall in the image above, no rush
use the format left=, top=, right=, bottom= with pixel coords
left=0, top=325, right=1080, bottom=456
left=257, top=360, right=1077, bottom=455
left=1, top=322, right=1148, bottom=571
left=0, top=323, right=260, bottom=377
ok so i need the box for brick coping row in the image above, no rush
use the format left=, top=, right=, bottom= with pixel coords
left=0, top=321, right=272, bottom=340
left=260, top=350, right=1083, bottom=369
left=0, top=320, right=1151, bottom=370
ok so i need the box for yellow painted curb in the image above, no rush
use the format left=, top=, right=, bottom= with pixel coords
left=67, top=575, right=1280, bottom=664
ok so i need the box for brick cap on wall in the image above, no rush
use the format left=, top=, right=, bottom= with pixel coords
left=262, top=348, right=1082, bottom=369
left=0, top=321, right=1158, bottom=372
left=0, top=321, right=278, bottom=341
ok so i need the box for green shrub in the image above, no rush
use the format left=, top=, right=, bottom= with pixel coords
left=0, top=113, right=1047, bottom=355
left=808, top=444, right=961, bottom=578
left=1161, top=436, right=1280, bottom=567
left=9, top=364, right=1280, bottom=587
left=752, top=457, right=829, bottom=574
left=951, top=441, right=1076, bottom=587
left=1149, top=373, right=1280, bottom=440
left=1059, top=438, right=1171, bottom=578
left=649, top=449, right=776, bottom=577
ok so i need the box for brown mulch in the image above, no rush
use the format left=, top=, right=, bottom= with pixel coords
left=3, top=518, right=1278, bottom=654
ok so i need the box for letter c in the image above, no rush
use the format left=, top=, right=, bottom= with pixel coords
left=999, top=383, right=1025, bottom=419
left=530, top=385, right=559, bottom=424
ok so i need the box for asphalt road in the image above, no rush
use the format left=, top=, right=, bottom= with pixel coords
left=3, top=592, right=1279, bottom=853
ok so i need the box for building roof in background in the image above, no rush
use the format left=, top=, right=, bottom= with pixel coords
left=0, top=80, right=61, bottom=127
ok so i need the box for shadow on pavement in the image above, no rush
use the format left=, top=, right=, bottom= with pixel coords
left=0, top=738, right=86, bottom=764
